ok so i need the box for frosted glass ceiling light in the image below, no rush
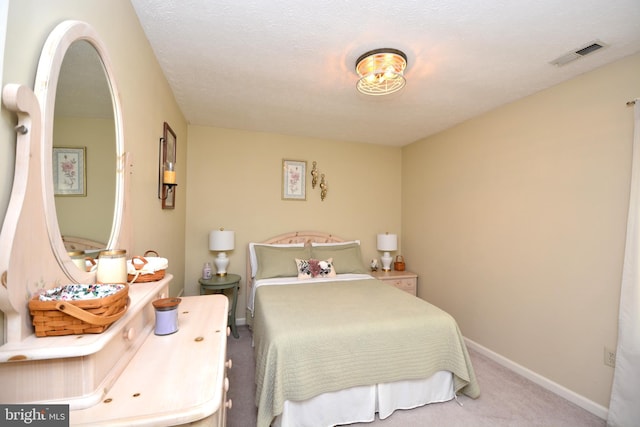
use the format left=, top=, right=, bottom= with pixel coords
left=356, top=48, right=407, bottom=96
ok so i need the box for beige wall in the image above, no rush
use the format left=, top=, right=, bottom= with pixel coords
left=185, top=126, right=402, bottom=319
left=0, top=0, right=187, bottom=343
left=402, top=53, right=640, bottom=408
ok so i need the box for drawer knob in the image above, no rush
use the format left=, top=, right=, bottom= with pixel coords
left=225, top=359, right=233, bottom=369
left=124, top=328, right=135, bottom=341
left=225, top=399, right=233, bottom=409
left=224, top=377, right=230, bottom=391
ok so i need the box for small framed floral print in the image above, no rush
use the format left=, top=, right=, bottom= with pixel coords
left=53, top=147, right=86, bottom=196
left=282, top=159, right=306, bottom=200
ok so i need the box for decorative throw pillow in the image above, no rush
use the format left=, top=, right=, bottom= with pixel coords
left=310, top=242, right=369, bottom=274
left=295, top=258, right=336, bottom=279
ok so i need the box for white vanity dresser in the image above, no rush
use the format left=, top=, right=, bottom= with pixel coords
left=0, top=20, right=231, bottom=426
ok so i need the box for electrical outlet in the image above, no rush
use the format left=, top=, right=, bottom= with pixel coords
left=604, top=347, right=616, bottom=368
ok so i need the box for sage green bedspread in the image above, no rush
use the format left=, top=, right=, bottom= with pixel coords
left=253, top=278, right=480, bottom=427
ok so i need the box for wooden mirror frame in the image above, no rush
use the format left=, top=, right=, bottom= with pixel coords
left=35, top=21, right=127, bottom=283
left=0, top=21, right=132, bottom=342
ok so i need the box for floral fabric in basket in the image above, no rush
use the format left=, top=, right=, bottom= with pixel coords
left=38, top=284, right=125, bottom=301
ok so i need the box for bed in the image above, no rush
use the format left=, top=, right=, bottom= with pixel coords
left=247, top=231, right=480, bottom=427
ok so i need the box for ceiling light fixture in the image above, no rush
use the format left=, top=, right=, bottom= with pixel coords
left=355, top=48, right=407, bottom=96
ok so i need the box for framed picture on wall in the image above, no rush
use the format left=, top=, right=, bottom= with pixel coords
left=282, top=159, right=306, bottom=200
left=53, top=147, right=86, bottom=196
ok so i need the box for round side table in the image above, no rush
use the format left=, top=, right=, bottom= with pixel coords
left=199, top=273, right=240, bottom=338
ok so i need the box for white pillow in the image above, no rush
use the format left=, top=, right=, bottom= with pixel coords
left=310, top=240, right=360, bottom=246
left=249, top=242, right=305, bottom=278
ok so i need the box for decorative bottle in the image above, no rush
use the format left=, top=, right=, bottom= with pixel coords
left=202, top=262, right=212, bottom=280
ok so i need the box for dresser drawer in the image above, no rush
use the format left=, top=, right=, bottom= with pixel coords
left=388, top=278, right=416, bottom=295
left=371, top=270, right=418, bottom=296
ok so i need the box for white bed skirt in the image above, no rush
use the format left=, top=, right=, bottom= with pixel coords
left=273, top=371, right=455, bottom=427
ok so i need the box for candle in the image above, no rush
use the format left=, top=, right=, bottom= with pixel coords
left=163, top=162, right=176, bottom=184
left=96, top=250, right=127, bottom=284
left=163, top=170, right=176, bottom=184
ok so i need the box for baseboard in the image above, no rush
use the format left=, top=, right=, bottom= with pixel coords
left=464, top=337, right=608, bottom=420
left=237, top=317, right=247, bottom=326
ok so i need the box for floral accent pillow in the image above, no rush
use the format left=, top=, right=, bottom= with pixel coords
left=295, top=258, right=336, bottom=279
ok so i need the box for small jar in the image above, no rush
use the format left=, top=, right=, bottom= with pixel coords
left=202, top=262, right=212, bottom=280
left=96, top=249, right=127, bottom=284
left=152, top=297, right=181, bottom=335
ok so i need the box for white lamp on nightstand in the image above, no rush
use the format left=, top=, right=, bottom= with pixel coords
left=209, top=228, right=235, bottom=276
left=377, top=232, right=397, bottom=271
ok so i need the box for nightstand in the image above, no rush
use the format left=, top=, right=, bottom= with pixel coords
left=371, top=270, right=417, bottom=296
left=199, top=273, right=240, bottom=338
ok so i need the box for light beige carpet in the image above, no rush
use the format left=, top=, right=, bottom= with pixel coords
left=226, top=325, right=605, bottom=427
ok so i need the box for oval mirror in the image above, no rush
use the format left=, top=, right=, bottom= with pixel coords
left=35, top=21, right=124, bottom=282
left=54, top=41, right=115, bottom=253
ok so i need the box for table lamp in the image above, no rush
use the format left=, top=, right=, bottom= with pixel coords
left=377, top=232, right=397, bottom=271
left=209, top=228, right=235, bottom=276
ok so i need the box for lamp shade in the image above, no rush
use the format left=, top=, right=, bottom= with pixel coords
left=377, top=233, right=398, bottom=251
left=209, top=229, right=235, bottom=251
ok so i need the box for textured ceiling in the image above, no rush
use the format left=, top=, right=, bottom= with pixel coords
left=130, top=0, right=640, bottom=146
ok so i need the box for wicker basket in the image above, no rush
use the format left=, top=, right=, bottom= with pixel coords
left=29, top=284, right=129, bottom=337
left=127, top=250, right=167, bottom=283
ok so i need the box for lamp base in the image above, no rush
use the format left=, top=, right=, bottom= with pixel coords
left=214, top=252, right=229, bottom=276
left=380, top=251, right=393, bottom=271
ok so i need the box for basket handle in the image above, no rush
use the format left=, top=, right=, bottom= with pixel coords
left=84, top=257, right=97, bottom=272
left=131, top=256, right=148, bottom=271
left=55, top=298, right=129, bottom=326
left=144, top=250, right=159, bottom=257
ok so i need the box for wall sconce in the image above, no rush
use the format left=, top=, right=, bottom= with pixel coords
left=311, top=161, right=328, bottom=201
left=209, top=228, right=235, bottom=276
left=158, top=122, right=177, bottom=209
left=377, top=232, right=398, bottom=271
left=320, top=174, right=328, bottom=201
left=311, top=161, right=318, bottom=189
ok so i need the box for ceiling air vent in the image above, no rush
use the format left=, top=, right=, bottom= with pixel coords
left=550, top=40, right=608, bottom=67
